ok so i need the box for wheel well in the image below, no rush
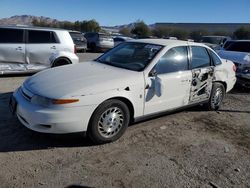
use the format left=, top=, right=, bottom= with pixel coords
left=214, top=81, right=227, bottom=91
left=110, top=97, right=135, bottom=123
left=52, top=57, right=72, bottom=67
left=87, top=97, right=135, bottom=134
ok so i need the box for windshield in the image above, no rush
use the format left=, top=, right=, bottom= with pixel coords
left=96, top=42, right=163, bottom=71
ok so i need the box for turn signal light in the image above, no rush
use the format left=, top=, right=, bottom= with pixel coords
left=52, top=99, right=79, bottom=105
left=74, top=45, right=77, bottom=54
left=233, top=64, right=237, bottom=72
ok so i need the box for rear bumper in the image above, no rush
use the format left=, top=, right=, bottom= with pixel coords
left=236, top=75, right=250, bottom=88
left=224, top=76, right=237, bottom=92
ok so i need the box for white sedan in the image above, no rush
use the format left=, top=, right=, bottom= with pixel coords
left=10, top=39, right=236, bottom=144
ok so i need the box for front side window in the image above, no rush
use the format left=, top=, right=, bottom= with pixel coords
left=155, top=46, right=188, bottom=74
left=191, top=46, right=210, bottom=69
left=96, top=42, right=163, bottom=71
left=28, top=30, right=57, bottom=43
left=0, top=28, right=24, bottom=43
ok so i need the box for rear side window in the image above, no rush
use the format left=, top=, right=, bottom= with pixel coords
left=28, top=30, right=58, bottom=43
left=191, top=46, right=210, bottom=69
left=210, top=50, right=222, bottom=65
left=156, top=46, right=188, bottom=74
left=0, top=28, right=24, bottom=43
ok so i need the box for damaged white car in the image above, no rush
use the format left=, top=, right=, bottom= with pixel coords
left=0, top=26, right=79, bottom=74
left=10, top=39, right=236, bottom=144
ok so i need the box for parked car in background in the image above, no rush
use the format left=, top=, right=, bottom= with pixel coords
left=200, top=36, right=231, bottom=50
left=217, top=40, right=250, bottom=88
left=163, top=36, right=178, bottom=40
left=69, top=31, right=87, bottom=52
left=113, top=36, right=133, bottom=46
left=0, top=26, right=79, bottom=74
left=84, top=32, right=114, bottom=52
left=11, top=39, right=236, bottom=144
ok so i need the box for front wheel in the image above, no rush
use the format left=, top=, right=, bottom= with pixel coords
left=88, top=99, right=130, bottom=144
left=206, top=82, right=225, bottom=111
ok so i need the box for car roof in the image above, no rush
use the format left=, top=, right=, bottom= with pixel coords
left=68, top=30, right=82, bottom=34
left=202, top=35, right=229, bottom=38
left=0, top=25, right=67, bottom=31
left=129, top=38, right=207, bottom=47
left=225, top=40, right=250, bottom=42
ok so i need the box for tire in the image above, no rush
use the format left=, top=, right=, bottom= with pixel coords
left=206, top=82, right=225, bottom=111
left=52, top=58, right=71, bottom=67
left=88, top=99, right=130, bottom=144
left=90, top=43, right=97, bottom=52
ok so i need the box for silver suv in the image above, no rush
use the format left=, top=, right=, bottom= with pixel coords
left=0, top=26, right=79, bottom=74
left=84, top=32, right=114, bottom=52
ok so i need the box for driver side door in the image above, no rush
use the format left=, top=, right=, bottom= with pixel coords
left=144, top=46, right=192, bottom=115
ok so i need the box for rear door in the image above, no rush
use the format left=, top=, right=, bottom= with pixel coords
left=25, top=30, right=59, bottom=67
left=189, top=46, right=214, bottom=104
left=0, top=28, right=25, bottom=65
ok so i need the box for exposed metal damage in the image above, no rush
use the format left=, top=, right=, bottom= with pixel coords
left=189, top=67, right=214, bottom=103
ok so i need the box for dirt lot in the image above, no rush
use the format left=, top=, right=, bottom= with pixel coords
left=0, top=53, right=250, bottom=188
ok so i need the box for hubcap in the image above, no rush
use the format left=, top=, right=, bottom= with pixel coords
left=212, top=87, right=223, bottom=107
left=98, top=107, right=124, bottom=138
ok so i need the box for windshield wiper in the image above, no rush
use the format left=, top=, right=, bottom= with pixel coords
left=95, top=59, right=111, bottom=65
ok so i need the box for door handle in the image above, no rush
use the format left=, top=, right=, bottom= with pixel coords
left=50, top=46, right=56, bottom=49
left=15, top=47, right=22, bottom=50
left=181, top=79, right=190, bottom=82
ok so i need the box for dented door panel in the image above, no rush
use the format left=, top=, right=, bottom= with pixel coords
left=189, top=67, right=214, bottom=103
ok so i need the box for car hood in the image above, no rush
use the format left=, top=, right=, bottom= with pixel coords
left=24, top=61, right=141, bottom=99
left=217, top=50, right=250, bottom=65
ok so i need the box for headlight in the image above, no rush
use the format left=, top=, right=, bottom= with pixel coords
left=31, top=95, right=53, bottom=106
left=31, top=95, right=79, bottom=106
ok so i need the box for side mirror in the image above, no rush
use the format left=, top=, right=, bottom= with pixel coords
left=149, top=69, right=157, bottom=77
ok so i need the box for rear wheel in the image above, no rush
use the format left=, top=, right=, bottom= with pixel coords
left=206, top=82, right=225, bottom=111
left=88, top=99, right=130, bottom=144
left=52, top=58, right=71, bottom=67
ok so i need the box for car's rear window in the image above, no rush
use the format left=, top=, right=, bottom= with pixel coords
left=225, top=41, right=250, bottom=53
left=69, top=32, right=83, bottom=39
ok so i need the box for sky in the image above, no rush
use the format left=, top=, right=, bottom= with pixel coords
left=0, top=0, right=250, bottom=26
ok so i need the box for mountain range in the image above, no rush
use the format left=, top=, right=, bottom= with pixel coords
left=0, top=15, right=61, bottom=26
left=0, top=15, right=134, bottom=30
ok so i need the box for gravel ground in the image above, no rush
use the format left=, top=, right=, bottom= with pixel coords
left=0, top=53, right=250, bottom=188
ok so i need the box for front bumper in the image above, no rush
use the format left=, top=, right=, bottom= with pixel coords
left=12, top=88, right=97, bottom=134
